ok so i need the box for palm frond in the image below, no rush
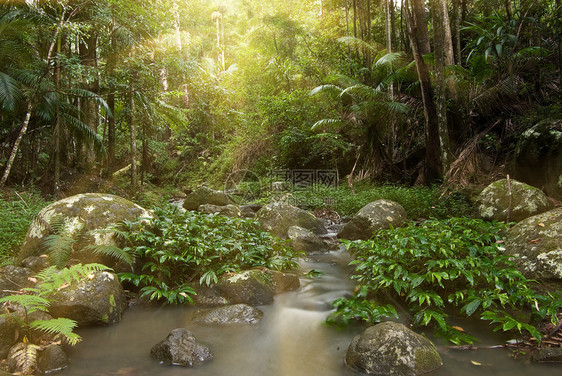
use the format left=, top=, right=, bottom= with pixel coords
left=29, top=317, right=81, bottom=345
left=337, top=36, right=379, bottom=53
left=311, top=118, right=346, bottom=130
left=0, top=71, right=22, bottom=111
left=65, top=88, right=113, bottom=118
left=59, top=111, right=105, bottom=153
left=341, top=84, right=382, bottom=100
left=472, top=75, right=522, bottom=115
left=309, top=84, right=343, bottom=96
left=374, top=52, right=405, bottom=69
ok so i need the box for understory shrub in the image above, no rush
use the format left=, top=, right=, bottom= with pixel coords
left=287, top=184, right=473, bottom=219
left=0, top=190, right=49, bottom=264
left=116, top=204, right=301, bottom=304
left=327, top=218, right=562, bottom=344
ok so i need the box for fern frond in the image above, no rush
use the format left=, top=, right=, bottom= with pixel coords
left=82, top=245, right=135, bottom=266
left=29, top=317, right=81, bottom=346
left=38, top=263, right=110, bottom=294
left=11, top=341, right=40, bottom=374
left=0, top=294, right=50, bottom=312
left=44, top=233, right=75, bottom=269
left=0, top=71, right=22, bottom=112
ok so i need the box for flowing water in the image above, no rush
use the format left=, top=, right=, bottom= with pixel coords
left=62, top=248, right=560, bottom=376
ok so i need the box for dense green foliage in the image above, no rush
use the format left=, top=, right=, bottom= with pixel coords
left=287, top=184, right=473, bottom=218
left=116, top=204, right=301, bottom=304
left=0, top=191, right=48, bottom=263
left=328, top=218, right=562, bottom=344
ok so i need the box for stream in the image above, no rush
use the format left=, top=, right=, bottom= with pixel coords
left=62, top=248, right=560, bottom=376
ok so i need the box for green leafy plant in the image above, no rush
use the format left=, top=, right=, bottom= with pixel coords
left=115, top=204, right=301, bottom=304
left=327, top=218, right=562, bottom=344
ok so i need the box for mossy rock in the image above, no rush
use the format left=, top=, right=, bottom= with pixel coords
left=476, top=179, right=553, bottom=222
left=254, top=202, right=327, bottom=239
left=183, top=186, right=236, bottom=211
left=0, top=316, right=17, bottom=359
left=346, top=321, right=442, bottom=376
left=17, top=193, right=152, bottom=270
left=198, top=203, right=241, bottom=218
left=192, top=304, right=263, bottom=325
left=513, top=121, right=562, bottom=200
left=48, top=271, right=127, bottom=326
left=151, top=328, right=213, bottom=367
left=338, top=200, right=407, bottom=241
left=505, top=207, right=562, bottom=291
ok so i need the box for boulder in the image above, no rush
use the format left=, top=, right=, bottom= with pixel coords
left=338, top=200, right=407, bottom=240
left=198, top=204, right=241, bottom=218
left=512, top=121, right=562, bottom=200
left=151, top=328, right=213, bottom=367
left=240, top=204, right=262, bottom=218
left=48, top=270, right=127, bottom=326
left=0, top=265, right=33, bottom=298
left=504, top=207, right=562, bottom=290
left=476, top=179, right=553, bottom=222
left=191, top=269, right=300, bottom=307
left=255, top=202, right=327, bottom=238
left=0, top=316, right=17, bottom=359
left=346, top=321, right=442, bottom=376
left=288, top=226, right=330, bottom=253
left=183, top=186, right=236, bottom=211
left=17, top=193, right=152, bottom=271
left=37, top=344, right=69, bottom=373
left=533, top=347, right=562, bottom=362
left=192, top=304, right=263, bottom=325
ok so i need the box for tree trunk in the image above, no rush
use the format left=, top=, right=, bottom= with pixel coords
left=452, top=0, right=462, bottom=65
left=129, top=74, right=137, bottom=187
left=405, top=0, right=441, bottom=183
left=54, top=35, right=62, bottom=195
left=411, top=0, right=431, bottom=55
left=78, top=33, right=99, bottom=169
left=0, top=103, right=32, bottom=187
left=440, top=0, right=455, bottom=66
left=431, top=0, right=454, bottom=177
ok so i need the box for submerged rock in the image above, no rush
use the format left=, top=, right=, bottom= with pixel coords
left=17, top=193, right=152, bottom=271
left=192, top=304, right=263, bottom=325
left=48, top=270, right=127, bottom=326
left=476, top=179, right=553, bottom=222
left=183, top=186, right=236, bottom=211
left=37, top=344, right=69, bottom=373
left=151, top=328, right=213, bottom=367
left=533, top=347, right=562, bottom=362
left=505, top=207, right=562, bottom=290
left=338, top=200, right=407, bottom=240
left=191, top=269, right=300, bottom=307
left=255, top=202, right=327, bottom=238
left=346, top=321, right=442, bottom=376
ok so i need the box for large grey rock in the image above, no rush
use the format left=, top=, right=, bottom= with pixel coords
left=151, top=328, right=213, bottom=367
left=476, top=179, right=553, bottom=222
left=192, top=304, right=263, bottom=325
left=513, top=121, right=562, bottom=200
left=505, top=207, right=562, bottom=290
left=17, top=193, right=152, bottom=271
left=191, top=269, right=300, bottom=307
left=346, top=321, right=442, bottom=376
left=37, top=344, right=69, bottom=373
left=0, top=316, right=17, bottom=359
left=338, top=200, right=407, bottom=240
left=48, top=270, right=127, bottom=326
left=0, top=265, right=33, bottom=298
left=255, top=202, right=327, bottom=238
left=198, top=204, right=241, bottom=218
left=288, top=226, right=330, bottom=253
left=183, top=186, right=236, bottom=211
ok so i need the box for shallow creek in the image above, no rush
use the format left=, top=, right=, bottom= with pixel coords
left=63, top=248, right=559, bottom=376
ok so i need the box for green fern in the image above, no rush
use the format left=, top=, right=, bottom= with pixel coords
left=11, top=340, right=40, bottom=375
left=82, top=244, right=135, bottom=266
left=43, top=215, right=79, bottom=268
left=0, top=294, right=50, bottom=313
left=29, top=317, right=81, bottom=345
left=36, top=263, right=110, bottom=294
